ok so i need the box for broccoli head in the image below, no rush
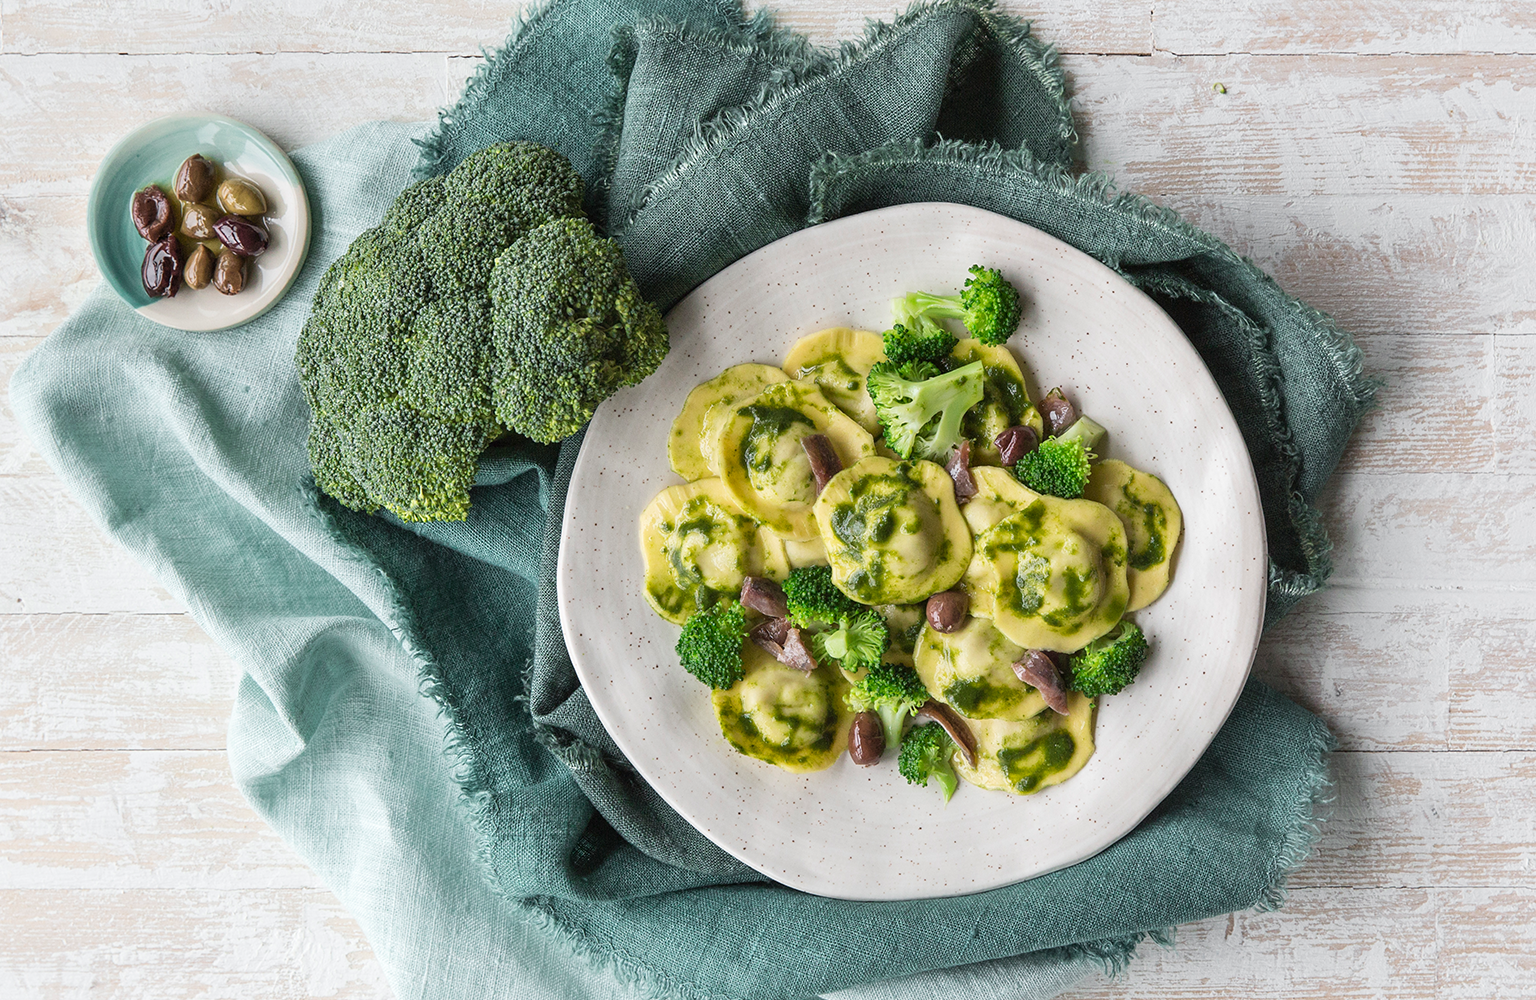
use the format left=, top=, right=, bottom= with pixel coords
left=898, top=722, right=960, bottom=800
left=782, top=565, right=861, bottom=627
left=882, top=316, right=957, bottom=367
left=1069, top=621, right=1149, bottom=696
left=894, top=265, right=1022, bottom=347
left=846, top=660, right=929, bottom=748
left=865, top=359, right=986, bottom=462
left=296, top=141, right=668, bottom=522
left=809, top=609, right=889, bottom=674
left=489, top=216, right=667, bottom=444
left=1013, top=412, right=1105, bottom=499
left=676, top=601, right=748, bottom=689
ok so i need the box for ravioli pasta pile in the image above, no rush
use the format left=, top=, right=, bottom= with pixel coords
left=639, top=313, right=1182, bottom=799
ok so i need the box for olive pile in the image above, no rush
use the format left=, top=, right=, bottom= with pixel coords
left=131, top=154, right=270, bottom=298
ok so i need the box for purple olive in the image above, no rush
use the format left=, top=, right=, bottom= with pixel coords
left=849, top=711, right=884, bottom=765
left=1040, top=388, right=1076, bottom=437
left=141, top=232, right=183, bottom=297
left=995, top=425, right=1039, bottom=465
left=212, top=249, right=245, bottom=295
left=212, top=214, right=269, bottom=257
left=131, top=185, right=174, bottom=241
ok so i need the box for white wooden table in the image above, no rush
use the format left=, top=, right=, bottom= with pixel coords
left=3, top=2, right=1534, bottom=996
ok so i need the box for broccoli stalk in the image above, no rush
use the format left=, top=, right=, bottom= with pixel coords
left=898, top=722, right=960, bottom=800
left=845, top=660, right=929, bottom=749
left=1014, top=411, right=1108, bottom=499
left=892, top=265, right=1022, bottom=347
left=1069, top=621, right=1149, bottom=696
left=866, top=359, right=986, bottom=462
left=675, top=601, right=748, bottom=689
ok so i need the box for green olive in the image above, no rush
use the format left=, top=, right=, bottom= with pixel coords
left=184, top=244, right=214, bottom=290
left=216, top=177, right=267, bottom=216
left=179, top=202, right=221, bottom=241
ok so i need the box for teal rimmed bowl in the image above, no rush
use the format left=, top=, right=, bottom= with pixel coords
left=88, top=113, right=310, bottom=331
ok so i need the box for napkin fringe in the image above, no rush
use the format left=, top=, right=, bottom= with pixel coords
left=807, top=136, right=1379, bottom=623
left=516, top=893, right=1174, bottom=1000
left=1258, top=713, right=1338, bottom=911
left=613, top=0, right=1073, bottom=235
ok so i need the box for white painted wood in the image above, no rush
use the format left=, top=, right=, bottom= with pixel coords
left=2, top=0, right=1534, bottom=997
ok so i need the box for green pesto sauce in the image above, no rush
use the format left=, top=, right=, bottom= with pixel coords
left=828, top=465, right=928, bottom=602
left=1039, top=566, right=1096, bottom=627
left=895, top=618, right=925, bottom=654
left=1118, top=483, right=1168, bottom=571
left=795, top=355, right=862, bottom=393
left=997, top=729, right=1077, bottom=793
left=719, top=703, right=836, bottom=769
left=944, top=678, right=1025, bottom=718
left=740, top=404, right=814, bottom=475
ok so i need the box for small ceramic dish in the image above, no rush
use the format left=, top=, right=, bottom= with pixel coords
left=557, top=202, right=1266, bottom=900
left=87, top=112, right=310, bottom=332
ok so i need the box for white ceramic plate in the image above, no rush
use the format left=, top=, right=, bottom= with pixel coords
left=88, top=112, right=311, bottom=331
left=557, top=202, right=1265, bottom=900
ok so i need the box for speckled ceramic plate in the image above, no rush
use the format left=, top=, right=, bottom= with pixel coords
left=557, top=202, right=1265, bottom=900
left=88, top=112, right=310, bottom=331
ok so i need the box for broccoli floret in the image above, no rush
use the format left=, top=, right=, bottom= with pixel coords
left=676, top=601, right=748, bottom=689
left=846, top=660, right=929, bottom=748
left=898, top=722, right=959, bottom=801
left=895, top=265, right=1022, bottom=347
left=1070, top=621, right=1149, bottom=696
left=296, top=141, right=667, bottom=523
left=489, top=216, right=668, bottom=443
left=1013, top=412, right=1106, bottom=499
left=1015, top=436, right=1094, bottom=498
left=882, top=318, right=958, bottom=367
left=782, top=566, right=860, bottom=627
left=810, top=609, right=889, bottom=673
left=865, top=359, right=986, bottom=462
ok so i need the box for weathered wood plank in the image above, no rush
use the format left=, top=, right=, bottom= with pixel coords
left=0, top=750, right=322, bottom=889
left=0, top=614, right=234, bottom=751
left=5, top=747, right=1529, bottom=892
left=0, top=888, right=388, bottom=999
left=1152, top=0, right=1536, bottom=57
left=1071, top=54, right=1536, bottom=197
left=0, top=0, right=1154, bottom=56
left=1436, top=888, right=1536, bottom=999
left=0, top=54, right=455, bottom=198
left=0, top=478, right=182, bottom=615
left=1066, top=887, right=1439, bottom=999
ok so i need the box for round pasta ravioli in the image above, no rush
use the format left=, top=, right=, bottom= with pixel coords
left=813, top=456, right=971, bottom=605
left=640, top=478, right=788, bottom=624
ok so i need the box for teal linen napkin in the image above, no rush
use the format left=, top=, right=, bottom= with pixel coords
left=10, top=0, right=1375, bottom=997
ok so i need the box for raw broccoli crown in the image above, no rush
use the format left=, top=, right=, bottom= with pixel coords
left=810, top=610, right=889, bottom=673
left=847, top=660, right=928, bottom=714
left=676, top=601, right=748, bottom=689
left=958, top=265, right=1022, bottom=346
left=865, top=359, right=985, bottom=462
left=1070, top=621, right=1149, bottom=696
left=782, top=566, right=862, bottom=627
left=296, top=141, right=668, bottom=522
left=489, top=216, right=667, bottom=444
left=898, top=722, right=959, bottom=799
left=1014, top=436, right=1093, bottom=499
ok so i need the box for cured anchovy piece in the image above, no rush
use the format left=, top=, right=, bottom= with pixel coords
left=916, top=699, right=978, bottom=768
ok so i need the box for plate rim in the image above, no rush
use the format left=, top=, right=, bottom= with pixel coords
left=558, top=201, right=1267, bottom=900
left=86, top=110, right=312, bottom=332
